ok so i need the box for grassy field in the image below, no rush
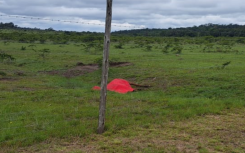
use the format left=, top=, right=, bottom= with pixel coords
left=0, top=36, right=245, bottom=152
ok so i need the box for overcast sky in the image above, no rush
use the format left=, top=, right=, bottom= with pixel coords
left=0, top=0, right=245, bottom=32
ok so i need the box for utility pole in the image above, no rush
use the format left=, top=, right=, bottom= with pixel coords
left=98, top=0, right=113, bottom=134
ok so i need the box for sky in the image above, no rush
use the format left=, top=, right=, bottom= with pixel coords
left=0, top=0, right=245, bottom=32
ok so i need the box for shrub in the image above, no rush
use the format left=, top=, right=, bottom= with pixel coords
left=0, top=51, right=15, bottom=63
left=114, top=43, right=123, bottom=49
left=0, top=71, right=7, bottom=76
left=145, top=45, right=152, bottom=51
left=21, top=46, right=26, bottom=50
left=37, top=49, right=50, bottom=60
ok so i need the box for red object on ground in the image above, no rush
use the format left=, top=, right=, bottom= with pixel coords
left=92, top=86, right=101, bottom=90
left=107, top=79, right=134, bottom=93
left=92, top=79, right=134, bottom=94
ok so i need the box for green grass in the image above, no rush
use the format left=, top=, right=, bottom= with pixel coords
left=0, top=37, right=245, bottom=152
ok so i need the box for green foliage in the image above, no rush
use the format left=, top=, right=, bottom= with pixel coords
left=145, top=45, right=152, bottom=51
left=162, top=43, right=172, bottom=54
left=94, top=57, right=103, bottom=67
left=21, top=46, right=26, bottom=50
left=0, top=51, right=15, bottom=63
left=236, top=38, right=245, bottom=44
left=114, top=42, right=124, bottom=49
left=94, top=43, right=103, bottom=53
left=113, top=23, right=245, bottom=37
left=202, top=43, right=215, bottom=52
left=221, top=61, right=231, bottom=69
left=171, top=45, right=183, bottom=54
left=161, top=43, right=183, bottom=54
left=1, top=30, right=245, bottom=152
left=28, top=44, right=37, bottom=50
left=37, top=48, right=50, bottom=60
left=84, top=42, right=103, bottom=54
left=94, top=57, right=120, bottom=67
left=3, top=41, right=9, bottom=45
left=39, top=38, right=46, bottom=44
left=0, top=71, right=7, bottom=76
left=134, top=40, right=145, bottom=48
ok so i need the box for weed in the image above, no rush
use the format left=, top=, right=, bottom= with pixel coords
left=221, top=61, right=231, bottom=69
left=37, top=48, right=50, bottom=60
left=21, top=46, right=26, bottom=50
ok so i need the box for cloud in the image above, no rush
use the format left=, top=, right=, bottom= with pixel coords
left=0, top=0, right=245, bottom=32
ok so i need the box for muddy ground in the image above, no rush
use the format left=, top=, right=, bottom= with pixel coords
left=45, top=62, right=132, bottom=78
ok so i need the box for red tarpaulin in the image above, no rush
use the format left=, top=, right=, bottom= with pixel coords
left=92, top=79, right=134, bottom=94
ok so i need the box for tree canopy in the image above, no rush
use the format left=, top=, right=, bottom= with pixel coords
left=113, top=23, right=245, bottom=37
left=1, top=22, right=245, bottom=38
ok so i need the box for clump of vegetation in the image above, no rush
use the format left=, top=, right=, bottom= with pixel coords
left=0, top=51, right=15, bottom=63
left=134, top=40, right=145, bottom=48
left=171, top=45, right=183, bottom=54
left=145, top=45, right=152, bottom=51
left=28, top=44, right=36, bottom=51
left=37, top=49, right=50, bottom=60
left=114, top=42, right=124, bottom=49
left=84, top=42, right=103, bottom=55
left=3, top=41, right=9, bottom=45
left=39, top=38, right=46, bottom=44
left=202, top=43, right=215, bottom=52
left=162, top=43, right=183, bottom=54
left=221, top=61, right=231, bottom=69
left=21, top=46, right=26, bottom=50
left=236, top=38, right=245, bottom=44
left=0, top=71, right=7, bottom=76
left=94, top=57, right=120, bottom=67
left=162, top=43, right=172, bottom=54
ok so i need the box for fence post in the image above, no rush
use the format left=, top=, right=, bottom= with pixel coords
left=98, top=0, right=113, bottom=134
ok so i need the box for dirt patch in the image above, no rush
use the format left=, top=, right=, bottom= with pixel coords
left=109, top=62, right=132, bottom=67
left=45, top=62, right=132, bottom=78
left=0, top=77, right=17, bottom=82
left=63, top=64, right=99, bottom=78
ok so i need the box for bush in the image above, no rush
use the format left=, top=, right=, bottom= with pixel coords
left=145, top=45, right=152, bottom=51
left=37, top=49, right=50, bottom=60
left=0, top=71, right=7, bottom=76
left=114, top=43, right=123, bottom=49
left=0, top=51, right=15, bottom=63
left=172, top=46, right=183, bottom=54
left=21, top=46, right=26, bottom=50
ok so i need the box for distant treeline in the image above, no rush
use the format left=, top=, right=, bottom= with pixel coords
left=0, top=22, right=100, bottom=34
left=0, top=22, right=104, bottom=43
left=113, top=23, right=245, bottom=37
left=1, top=22, right=245, bottom=37
left=0, top=22, right=48, bottom=31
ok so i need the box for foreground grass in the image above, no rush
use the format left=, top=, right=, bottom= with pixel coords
left=2, top=108, right=245, bottom=153
left=0, top=38, right=245, bottom=152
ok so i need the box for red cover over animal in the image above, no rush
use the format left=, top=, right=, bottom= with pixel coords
left=92, top=79, right=134, bottom=94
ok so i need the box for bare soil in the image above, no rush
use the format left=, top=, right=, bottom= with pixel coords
left=0, top=77, right=17, bottom=81
left=45, top=62, right=133, bottom=78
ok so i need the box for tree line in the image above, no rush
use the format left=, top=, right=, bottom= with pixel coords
left=1, top=22, right=245, bottom=37
left=113, top=23, right=245, bottom=37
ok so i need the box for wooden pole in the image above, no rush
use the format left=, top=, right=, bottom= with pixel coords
left=98, top=0, right=113, bottom=134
